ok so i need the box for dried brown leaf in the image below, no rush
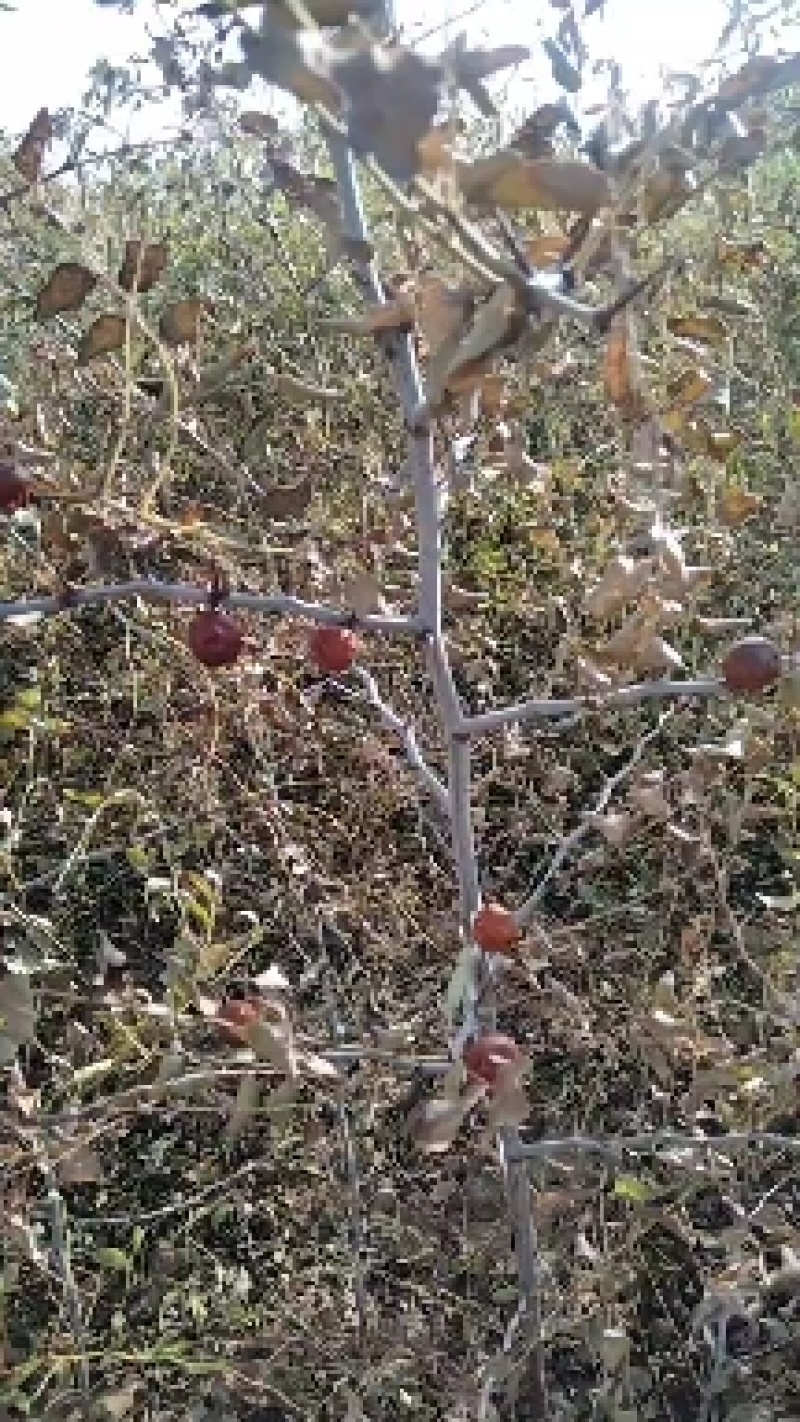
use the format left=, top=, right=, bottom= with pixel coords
left=335, top=46, right=446, bottom=185
left=459, top=151, right=612, bottom=214
left=666, top=313, right=729, bottom=347
left=78, top=314, right=128, bottom=365
left=12, top=108, right=53, bottom=183
left=603, top=313, right=647, bottom=419
left=35, top=263, right=97, bottom=320
left=260, top=476, right=313, bottom=520
left=239, top=109, right=280, bottom=138
left=58, top=1141, right=105, bottom=1185
left=117, top=240, right=169, bottom=294
left=159, top=299, right=210, bottom=346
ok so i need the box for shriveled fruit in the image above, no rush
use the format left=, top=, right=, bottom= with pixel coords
left=0, top=462, right=29, bottom=512
left=473, top=902, right=521, bottom=955
left=463, top=1032, right=521, bottom=1087
left=309, top=624, right=360, bottom=674
left=215, top=998, right=263, bottom=1044
left=721, top=635, right=782, bottom=694
left=187, top=609, right=244, bottom=668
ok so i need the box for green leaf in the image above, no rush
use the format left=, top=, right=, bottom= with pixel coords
left=612, top=1174, right=656, bottom=1204
left=95, top=1247, right=131, bottom=1273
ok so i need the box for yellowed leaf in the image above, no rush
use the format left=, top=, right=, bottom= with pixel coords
left=525, top=231, right=570, bottom=265
left=718, top=485, right=762, bottom=525
left=666, top=313, right=729, bottom=347
left=459, top=151, right=613, bottom=214
left=603, top=313, right=647, bottom=418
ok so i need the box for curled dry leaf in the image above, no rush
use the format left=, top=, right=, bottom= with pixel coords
left=666, top=313, right=729, bottom=347
left=459, top=151, right=613, bottom=214
left=629, top=633, right=684, bottom=676
left=240, top=18, right=341, bottom=109
left=35, top=263, right=97, bottom=320
left=239, top=109, right=280, bottom=138
left=665, top=366, right=714, bottom=410
left=12, top=107, right=53, bottom=183
left=604, top=313, right=647, bottom=420
left=428, top=282, right=525, bottom=406
left=336, top=45, right=446, bottom=185
left=642, top=168, right=696, bottom=224
left=718, top=485, right=762, bottom=526
left=118, top=240, right=169, bottom=294
left=159, top=299, right=211, bottom=346
left=260, top=476, right=313, bottom=520
left=584, top=555, right=652, bottom=620
left=78, top=314, right=129, bottom=365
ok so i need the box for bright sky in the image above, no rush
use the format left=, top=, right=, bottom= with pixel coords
left=0, top=0, right=781, bottom=139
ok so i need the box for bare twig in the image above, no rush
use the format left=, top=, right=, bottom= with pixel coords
left=516, top=712, right=672, bottom=928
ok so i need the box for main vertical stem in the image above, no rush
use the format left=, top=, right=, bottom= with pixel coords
left=328, top=112, right=547, bottom=1418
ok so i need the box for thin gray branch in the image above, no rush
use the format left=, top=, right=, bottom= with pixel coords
left=351, top=667, right=451, bottom=815
left=459, top=677, right=726, bottom=738
left=516, top=712, right=671, bottom=928
left=507, top=1132, right=800, bottom=1162
left=0, top=578, right=421, bottom=635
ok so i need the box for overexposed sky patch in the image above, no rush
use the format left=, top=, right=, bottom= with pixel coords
left=0, top=0, right=789, bottom=138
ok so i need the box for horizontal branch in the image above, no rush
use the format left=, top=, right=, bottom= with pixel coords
left=507, top=1131, right=800, bottom=1162
left=0, top=579, right=422, bottom=636
left=459, top=676, right=726, bottom=738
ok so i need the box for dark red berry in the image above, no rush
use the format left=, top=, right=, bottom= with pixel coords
left=309, top=625, right=360, bottom=674
left=187, top=608, right=244, bottom=668
left=721, top=636, right=782, bottom=694
left=0, top=462, right=29, bottom=512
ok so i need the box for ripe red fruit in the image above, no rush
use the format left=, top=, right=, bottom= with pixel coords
left=463, top=1032, right=522, bottom=1087
left=187, top=608, right=244, bottom=668
left=0, top=461, right=29, bottom=512
left=309, top=624, right=360, bottom=674
left=721, top=636, right=782, bottom=694
left=473, top=902, right=521, bottom=955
